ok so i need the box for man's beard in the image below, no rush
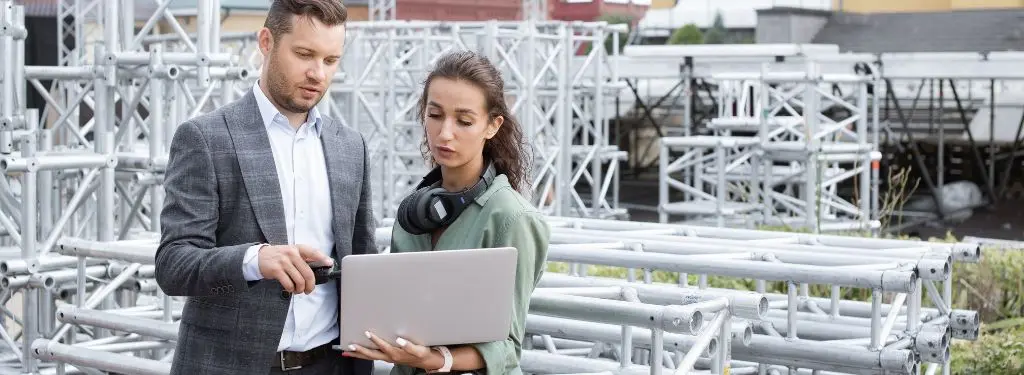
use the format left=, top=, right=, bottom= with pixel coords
left=265, top=52, right=322, bottom=114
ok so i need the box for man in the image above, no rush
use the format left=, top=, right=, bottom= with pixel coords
left=154, top=1, right=376, bottom=374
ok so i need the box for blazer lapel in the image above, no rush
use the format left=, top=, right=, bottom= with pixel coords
left=224, top=91, right=288, bottom=245
left=319, top=117, right=352, bottom=259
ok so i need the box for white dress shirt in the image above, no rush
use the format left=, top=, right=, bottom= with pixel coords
left=241, top=81, right=339, bottom=352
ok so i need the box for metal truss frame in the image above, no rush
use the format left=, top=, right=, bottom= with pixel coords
left=658, top=136, right=762, bottom=228
left=100, top=19, right=631, bottom=222
left=369, top=0, right=397, bottom=22
left=324, top=20, right=628, bottom=220
left=658, top=61, right=881, bottom=233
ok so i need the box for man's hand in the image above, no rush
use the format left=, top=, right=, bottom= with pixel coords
left=257, top=244, right=333, bottom=294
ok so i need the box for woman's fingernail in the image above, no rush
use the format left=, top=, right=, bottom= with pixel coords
left=348, top=344, right=356, bottom=351
left=364, top=331, right=371, bottom=338
left=396, top=337, right=407, bottom=347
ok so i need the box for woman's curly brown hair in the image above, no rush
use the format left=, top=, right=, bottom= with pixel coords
left=416, top=50, right=532, bottom=194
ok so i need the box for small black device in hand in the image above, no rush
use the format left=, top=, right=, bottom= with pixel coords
left=310, top=263, right=341, bottom=285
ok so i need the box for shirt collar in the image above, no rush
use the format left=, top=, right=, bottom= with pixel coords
left=252, top=80, right=323, bottom=136
left=474, top=173, right=511, bottom=206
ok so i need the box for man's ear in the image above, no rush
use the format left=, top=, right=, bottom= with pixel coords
left=258, top=27, right=273, bottom=57
left=486, top=116, right=504, bottom=140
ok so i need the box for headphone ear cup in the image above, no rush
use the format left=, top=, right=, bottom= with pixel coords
left=397, top=187, right=426, bottom=235
left=412, top=187, right=446, bottom=232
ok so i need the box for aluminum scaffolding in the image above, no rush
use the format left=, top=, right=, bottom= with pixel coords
left=138, top=20, right=630, bottom=221
left=326, top=20, right=628, bottom=220
left=659, top=61, right=881, bottom=233
left=369, top=0, right=397, bottom=22
left=0, top=1, right=992, bottom=375
left=613, top=44, right=1024, bottom=233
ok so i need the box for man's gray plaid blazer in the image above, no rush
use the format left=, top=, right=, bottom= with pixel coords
left=155, top=90, right=376, bottom=375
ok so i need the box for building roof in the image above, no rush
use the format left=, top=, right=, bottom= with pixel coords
left=164, top=0, right=370, bottom=10
left=637, top=0, right=831, bottom=29
left=165, top=0, right=273, bottom=11
left=17, top=0, right=367, bottom=19
left=812, top=8, right=1024, bottom=53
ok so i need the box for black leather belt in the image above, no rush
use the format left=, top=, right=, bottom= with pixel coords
left=273, top=343, right=333, bottom=371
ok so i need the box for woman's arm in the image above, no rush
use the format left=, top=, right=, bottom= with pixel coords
left=422, top=346, right=485, bottom=372
left=458, top=210, right=550, bottom=373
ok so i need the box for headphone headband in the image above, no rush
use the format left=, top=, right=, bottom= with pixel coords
left=416, top=161, right=496, bottom=190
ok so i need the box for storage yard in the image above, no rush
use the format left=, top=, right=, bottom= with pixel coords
left=2, top=0, right=1022, bottom=374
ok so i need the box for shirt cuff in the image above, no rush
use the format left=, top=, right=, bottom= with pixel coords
left=242, top=243, right=266, bottom=281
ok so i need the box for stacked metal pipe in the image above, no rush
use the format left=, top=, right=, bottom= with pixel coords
left=20, top=215, right=982, bottom=375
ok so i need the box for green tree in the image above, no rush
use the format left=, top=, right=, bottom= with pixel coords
left=667, top=23, right=703, bottom=45
left=597, top=13, right=633, bottom=54
left=703, top=11, right=727, bottom=44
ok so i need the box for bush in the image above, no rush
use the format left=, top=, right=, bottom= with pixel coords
left=952, top=248, right=1024, bottom=322
left=951, top=323, right=1024, bottom=374
left=667, top=24, right=702, bottom=45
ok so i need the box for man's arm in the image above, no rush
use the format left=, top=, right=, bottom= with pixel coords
left=353, top=135, right=378, bottom=255
left=154, top=121, right=254, bottom=297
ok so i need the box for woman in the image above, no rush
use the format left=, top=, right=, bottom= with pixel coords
left=342, top=50, right=550, bottom=375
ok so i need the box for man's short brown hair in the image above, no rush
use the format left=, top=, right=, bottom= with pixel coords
left=264, top=0, right=348, bottom=41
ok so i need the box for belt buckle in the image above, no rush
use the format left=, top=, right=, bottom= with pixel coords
left=280, top=352, right=302, bottom=371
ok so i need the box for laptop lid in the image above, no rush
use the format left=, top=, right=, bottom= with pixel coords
left=338, top=247, right=519, bottom=350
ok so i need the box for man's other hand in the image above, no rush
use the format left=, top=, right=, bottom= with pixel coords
left=257, top=244, right=333, bottom=294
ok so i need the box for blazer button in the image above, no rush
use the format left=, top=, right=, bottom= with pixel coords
left=281, top=291, right=291, bottom=300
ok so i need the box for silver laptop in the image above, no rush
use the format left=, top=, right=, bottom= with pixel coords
left=337, top=247, right=519, bottom=350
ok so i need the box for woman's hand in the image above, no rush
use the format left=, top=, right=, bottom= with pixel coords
left=342, top=331, right=443, bottom=371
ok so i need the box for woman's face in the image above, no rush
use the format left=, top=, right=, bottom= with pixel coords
left=423, top=77, right=503, bottom=169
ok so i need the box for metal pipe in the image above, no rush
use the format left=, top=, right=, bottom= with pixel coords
left=30, top=255, right=108, bottom=274
left=55, top=238, right=156, bottom=264
left=734, top=335, right=916, bottom=373
left=39, top=265, right=108, bottom=291
left=55, top=304, right=178, bottom=341
left=522, top=350, right=674, bottom=375
left=526, top=315, right=718, bottom=356
left=530, top=293, right=703, bottom=335
left=84, top=340, right=171, bottom=353
left=538, top=275, right=767, bottom=320
left=541, top=217, right=981, bottom=262
left=23, top=66, right=97, bottom=80
left=550, top=232, right=923, bottom=268
left=0, top=154, right=115, bottom=173
left=113, top=51, right=233, bottom=66
left=31, top=339, right=172, bottom=375
left=545, top=246, right=918, bottom=293
left=553, top=227, right=942, bottom=263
